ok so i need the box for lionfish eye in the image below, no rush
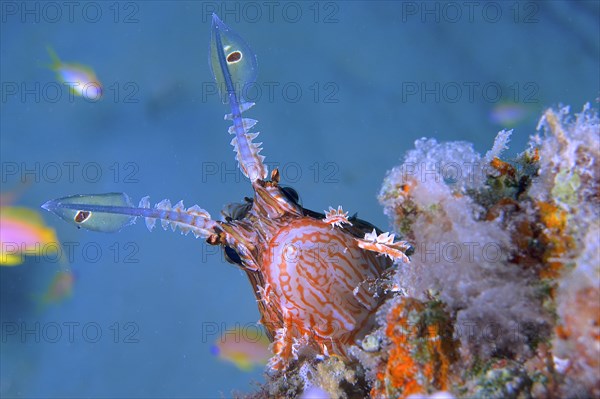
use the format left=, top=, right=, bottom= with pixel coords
left=280, top=186, right=300, bottom=205
left=223, top=245, right=243, bottom=265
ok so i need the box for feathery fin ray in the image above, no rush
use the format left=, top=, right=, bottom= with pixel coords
left=210, top=14, right=267, bottom=182
left=42, top=193, right=216, bottom=238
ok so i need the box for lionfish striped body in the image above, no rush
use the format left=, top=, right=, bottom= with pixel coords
left=217, top=181, right=393, bottom=369
left=42, top=14, right=410, bottom=371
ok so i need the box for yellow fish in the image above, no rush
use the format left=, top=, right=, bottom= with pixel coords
left=0, top=206, right=60, bottom=266
left=46, top=46, right=102, bottom=100
left=211, top=327, right=271, bottom=371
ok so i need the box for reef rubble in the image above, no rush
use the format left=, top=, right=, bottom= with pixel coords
left=245, top=103, right=599, bottom=399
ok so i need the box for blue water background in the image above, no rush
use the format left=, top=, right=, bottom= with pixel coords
left=1, top=1, right=598, bottom=398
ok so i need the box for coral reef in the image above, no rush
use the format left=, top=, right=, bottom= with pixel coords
left=365, top=296, right=457, bottom=398
left=244, top=103, right=599, bottom=398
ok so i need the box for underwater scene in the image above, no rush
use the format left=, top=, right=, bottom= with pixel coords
left=1, top=1, right=598, bottom=398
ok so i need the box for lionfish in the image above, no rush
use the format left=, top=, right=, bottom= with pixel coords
left=42, top=14, right=410, bottom=370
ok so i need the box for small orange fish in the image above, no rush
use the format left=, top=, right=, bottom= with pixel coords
left=0, top=179, right=32, bottom=208
left=46, top=47, right=102, bottom=100
left=40, top=270, right=75, bottom=305
left=0, top=206, right=60, bottom=266
left=211, top=326, right=271, bottom=371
